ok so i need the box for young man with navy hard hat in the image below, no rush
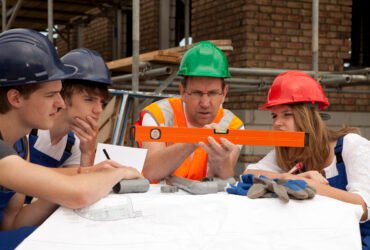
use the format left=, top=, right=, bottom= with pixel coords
left=28, top=48, right=111, bottom=168
left=137, top=41, right=244, bottom=182
left=0, top=29, right=140, bottom=249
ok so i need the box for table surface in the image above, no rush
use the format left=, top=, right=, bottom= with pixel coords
left=17, top=185, right=363, bottom=250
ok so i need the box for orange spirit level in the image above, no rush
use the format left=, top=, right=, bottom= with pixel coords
left=133, top=126, right=308, bottom=147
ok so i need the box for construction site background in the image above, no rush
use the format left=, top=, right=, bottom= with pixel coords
left=9, top=0, right=366, bottom=170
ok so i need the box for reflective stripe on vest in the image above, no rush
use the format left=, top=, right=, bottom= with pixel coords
left=140, top=97, right=243, bottom=180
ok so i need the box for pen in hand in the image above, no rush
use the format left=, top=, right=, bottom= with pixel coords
left=103, top=148, right=111, bottom=160
left=103, top=148, right=121, bottom=191
left=288, top=162, right=303, bottom=174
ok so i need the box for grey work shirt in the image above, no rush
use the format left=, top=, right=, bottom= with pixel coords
left=0, top=139, right=17, bottom=160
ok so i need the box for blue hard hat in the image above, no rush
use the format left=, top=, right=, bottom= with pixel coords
left=0, top=28, right=77, bottom=87
left=61, top=48, right=112, bottom=85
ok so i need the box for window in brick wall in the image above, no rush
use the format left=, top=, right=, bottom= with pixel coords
left=350, top=0, right=370, bottom=68
left=175, top=0, right=191, bottom=46
left=125, top=10, right=133, bottom=57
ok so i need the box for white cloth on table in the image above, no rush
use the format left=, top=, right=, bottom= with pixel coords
left=17, top=185, right=362, bottom=250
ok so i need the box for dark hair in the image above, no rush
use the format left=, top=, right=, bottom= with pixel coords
left=61, top=80, right=109, bottom=104
left=0, top=84, right=43, bottom=114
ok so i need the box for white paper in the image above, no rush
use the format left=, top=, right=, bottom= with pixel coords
left=94, top=143, right=147, bottom=172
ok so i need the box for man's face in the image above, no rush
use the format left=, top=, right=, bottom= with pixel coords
left=180, top=76, right=228, bottom=127
left=18, top=80, right=65, bottom=129
left=65, top=90, right=105, bottom=124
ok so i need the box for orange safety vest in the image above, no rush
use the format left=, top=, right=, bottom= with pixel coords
left=137, top=97, right=243, bottom=181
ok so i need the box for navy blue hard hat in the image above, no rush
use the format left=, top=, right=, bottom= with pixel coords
left=0, top=28, right=77, bottom=87
left=61, top=48, right=112, bottom=85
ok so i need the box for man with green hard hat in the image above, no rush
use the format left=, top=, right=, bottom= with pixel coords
left=137, top=41, right=244, bottom=182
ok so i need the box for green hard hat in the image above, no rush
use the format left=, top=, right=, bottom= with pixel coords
left=178, top=41, right=231, bottom=78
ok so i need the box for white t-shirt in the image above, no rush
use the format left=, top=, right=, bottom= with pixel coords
left=247, top=133, right=370, bottom=221
left=31, top=129, right=81, bottom=167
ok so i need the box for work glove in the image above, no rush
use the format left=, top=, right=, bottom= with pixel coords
left=246, top=175, right=290, bottom=202
left=225, top=174, right=254, bottom=196
left=274, top=178, right=316, bottom=200
left=248, top=176, right=316, bottom=202
left=227, top=174, right=316, bottom=203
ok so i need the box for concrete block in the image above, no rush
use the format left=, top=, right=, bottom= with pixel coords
left=232, top=109, right=253, bottom=124
left=348, top=113, right=370, bottom=126
left=253, top=110, right=272, bottom=125
left=325, top=112, right=370, bottom=127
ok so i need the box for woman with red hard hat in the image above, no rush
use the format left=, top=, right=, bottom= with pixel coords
left=245, top=70, right=370, bottom=249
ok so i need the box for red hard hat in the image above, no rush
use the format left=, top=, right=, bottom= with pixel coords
left=260, top=71, right=329, bottom=110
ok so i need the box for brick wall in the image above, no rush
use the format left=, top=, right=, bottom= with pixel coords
left=82, top=18, right=113, bottom=60
left=191, top=0, right=248, bottom=67
left=191, top=0, right=352, bottom=70
left=191, top=0, right=368, bottom=115
left=140, top=0, right=160, bottom=52
left=56, top=16, right=113, bottom=61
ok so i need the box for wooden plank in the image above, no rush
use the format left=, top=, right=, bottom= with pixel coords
left=107, top=51, right=158, bottom=70
left=97, top=96, right=117, bottom=129
left=96, top=118, right=114, bottom=143
left=107, top=39, right=233, bottom=72
left=167, top=39, right=233, bottom=53
left=152, top=55, right=180, bottom=64
left=157, top=50, right=181, bottom=57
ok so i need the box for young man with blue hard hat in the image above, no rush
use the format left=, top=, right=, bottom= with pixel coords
left=27, top=48, right=111, bottom=169
left=137, top=41, right=244, bottom=182
left=0, top=28, right=140, bottom=249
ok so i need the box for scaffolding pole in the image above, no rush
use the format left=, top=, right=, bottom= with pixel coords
left=184, top=0, right=190, bottom=45
left=312, top=0, right=319, bottom=78
left=132, top=0, right=140, bottom=92
left=48, top=0, right=53, bottom=42
left=132, top=0, right=140, bottom=120
left=229, top=67, right=329, bottom=77
left=117, top=8, right=122, bottom=58
left=111, top=66, right=173, bottom=83
left=5, top=0, right=23, bottom=30
left=2, top=0, right=6, bottom=32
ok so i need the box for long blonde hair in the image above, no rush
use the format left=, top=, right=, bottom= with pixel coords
left=275, top=104, right=359, bottom=172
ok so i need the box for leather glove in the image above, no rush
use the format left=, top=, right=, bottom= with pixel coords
left=247, top=175, right=290, bottom=202
left=226, top=174, right=316, bottom=203
left=225, top=174, right=284, bottom=198
left=274, top=178, right=316, bottom=200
